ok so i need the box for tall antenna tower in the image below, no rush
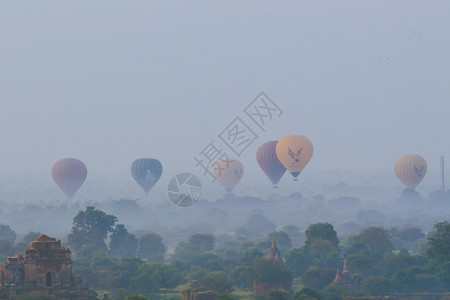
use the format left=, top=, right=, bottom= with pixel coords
left=440, top=155, right=445, bottom=192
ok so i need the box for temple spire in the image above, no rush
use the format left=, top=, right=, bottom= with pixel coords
left=343, top=257, right=349, bottom=274
left=267, top=236, right=284, bottom=268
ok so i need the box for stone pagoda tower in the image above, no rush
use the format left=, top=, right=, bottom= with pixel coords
left=0, top=234, right=97, bottom=299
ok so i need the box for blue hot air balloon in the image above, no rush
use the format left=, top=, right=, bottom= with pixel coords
left=256, top=141, right=286, bottom=188
left=131, top=158, right=163, bottom=194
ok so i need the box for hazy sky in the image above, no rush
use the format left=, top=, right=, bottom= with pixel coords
left=1, top=1, right=449, bottom=189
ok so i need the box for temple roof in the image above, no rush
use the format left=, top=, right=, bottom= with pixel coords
left=332, top=258, right=357, bottom=289
left=35, top=234, right=57, bottom=242
left=267, top=237, right=284, bottom=266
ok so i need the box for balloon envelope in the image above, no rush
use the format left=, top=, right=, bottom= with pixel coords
left=52, top=158, right=87, bottom=198
left=394, top=154, right=427, bottom=189
left=256, top=141, right=286, bottom=187
left=131, top=158, right=163, bottom=193
left=214, top=158, right=244, bottom=192
left=276, top=135, right=313, bottom=180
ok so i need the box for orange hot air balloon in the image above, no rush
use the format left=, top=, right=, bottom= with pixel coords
left=276, top=135, right=313, bottom=181
left=394, top=154, right=427, bottom=189
left=214, top=158, right=244, bottom=192
left=52, top=158, right=87, bottom=198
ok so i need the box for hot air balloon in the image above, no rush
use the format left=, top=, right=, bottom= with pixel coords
left=276, top=135, right=313, bottom=181
left=214, top=158, right=244, bottom=192
left=394, top=154, right=427, bottom=189
left=131, top=158, right=163, bottom=194
left=52, top=158, right=87, bottom=198
left=256, top=141, right=286, bottom=188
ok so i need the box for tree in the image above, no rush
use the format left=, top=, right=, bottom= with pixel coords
left=320, top=286, right=345, bottom=300
left=14, top=231, right=41, bottom=254
left=282, top=225, right=305, bottom=247
left=397, top=228, right=425, bottom=243
left=285, top=247, right=309, bottom=277
left=426, top=221, right=450, bottom=262
left=305, top=223, right=339, bottom=247
left=414, top=274, right=444, bottom=293
left=75, top=244, right=108, bottom=261
left=0, top=240, right=13, bottom=260
left=308, top=239, right=341, bottom=268
left=436, top=261, right=450, bottom=292
left=345, top=254, right=375, bottom=275
left=355, top=227, right=393, bottom=257
left=22, top=231, right=41, bottom=243
left=266, top=290, right=289, bottom=300
left=67, top=207, right=117, bottom=252
left=174, top=233, right=215, bottom=261
left=190, top=252, right=222, bottom=272
left=125, top=296, right=148, bottom=300
left=391, top=228, right=426, bottom=251
left=244, top=214, right=277, bottom=240
left=201, top=271, right=233, bottom=294
left=188, top=233, right=215, bottom=252
left=251, top=258, right=292, bottom=291
left=217, top=237, right=254, bottom=259
left=229, top=266, right=253, bottom=290
left=0, top=225, right=16, bottom=244
left=392, top=269, right=417, bottom=293
left=109, top=224, right=138, bottom=258
left=130, top=263, right=183, bottom=294
left=242, top=248, right=263, bottom=266
left=107, top=257, right=142, bottom=290
left=375, top=253, right=423, bottom=277
left=302, top=268, right=336, bottom=290
left=90, top=252, right=116, bottom=268
left=293, top=287, right=321, bottom=300
left=138, top=233, right=166, bottom=262
left=360, top=276, right=393, bottom=296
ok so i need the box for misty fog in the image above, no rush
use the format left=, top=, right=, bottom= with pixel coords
left=0, top=1, right=449, bottom=298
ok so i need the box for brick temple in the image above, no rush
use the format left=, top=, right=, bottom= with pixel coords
left=253, top=238, right=285, bottom=297
left=0, top=234, right=97, bottom=299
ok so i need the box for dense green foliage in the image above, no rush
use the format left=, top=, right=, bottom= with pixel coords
left=137, top=233, right=166, bottom=262
left=2, top=206, right=448, bottom=299
left=68, top=206, right=118, bottom=252
left=426, top=221, right=450, bottom=262
left=109, top=224, right=138, bottom=258
left=305, top=223, right=339, bottom=247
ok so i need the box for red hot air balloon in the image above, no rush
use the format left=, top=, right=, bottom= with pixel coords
left=256, top=141, right=286, bottom=188
left=52, top=158, right=87, bottom=198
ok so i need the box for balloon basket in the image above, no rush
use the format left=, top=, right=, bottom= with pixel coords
left=293, top=178, right=298, bottom=181
left=273, top=185, right=279, bottom=189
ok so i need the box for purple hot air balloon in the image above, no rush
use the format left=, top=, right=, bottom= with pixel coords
left=256, top=141, right=287, bottom=188
left=52, top=158, right=87, bottom=198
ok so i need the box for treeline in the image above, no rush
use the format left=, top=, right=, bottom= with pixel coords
left=0, top=206, right=449, bottom=300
